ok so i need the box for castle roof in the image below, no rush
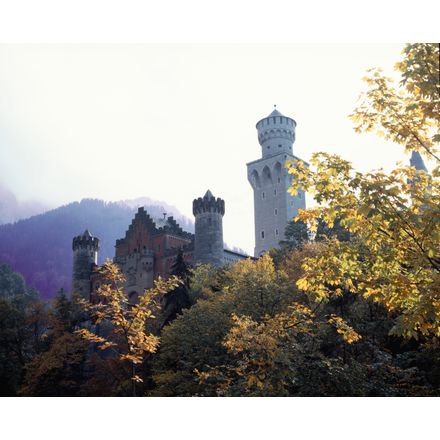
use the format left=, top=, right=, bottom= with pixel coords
left=410, top=151, right=428, bottom=172
left=82, top=229, right=92, bottom=238
left=267, top=108, right=284, bottom=118
left=204, top=189, right=214, bottom=199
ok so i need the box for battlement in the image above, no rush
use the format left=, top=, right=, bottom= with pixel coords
left=72, top=230, right=100, bottom=251
left=256, top=108, right=296, bottom=158
left=157, top=216, right=194, bottom=240
left=192, top=190, right=225, bottom=216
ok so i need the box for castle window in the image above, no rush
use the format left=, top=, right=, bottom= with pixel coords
left=262, top=192, right=265, bottom=199
left=278, top=144, right=282, bottom=148
left=208, top=218, right=212, bottom=226
left=274, top=189, right=277, bottom=195
left=261, top=231, right=265, bottom=239
left=278, top=177, right=281, bottom=183
left=273, top=117, right=276, bottom=123
left=267, top=146, right=270, bottom=149
left=274, top=209, right=278, bottom=215
left=275, top=229, right=279, bottom=236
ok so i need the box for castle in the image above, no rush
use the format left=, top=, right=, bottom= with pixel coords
left=72, top=108, right=307, bottom=299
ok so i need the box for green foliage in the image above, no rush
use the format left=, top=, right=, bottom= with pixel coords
left=19, top=332, right=88, bottom=397
left=162, top=249, right=192, bottom=327
left=280, top=219, right=309, bottom=249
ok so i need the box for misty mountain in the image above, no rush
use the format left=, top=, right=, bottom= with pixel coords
left=0, top=198, right=193, bottom=300
left=0, top=183, right=49, bottom=225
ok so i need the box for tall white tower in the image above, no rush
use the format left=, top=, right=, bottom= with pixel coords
left=247, top=108, right=306, bottom=257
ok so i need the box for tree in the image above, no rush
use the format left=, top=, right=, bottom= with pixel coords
left=152, top=255, right=295, bottom=396
left=0, top=265, right=44, bottom=395
left=161, top=249, right=192, bottom=327
left=76, top=260, right=180, bottom=396
left=19, top=332, right=88, bottom=397
left=152, top=254, right=368, bottom=396
left=280, top=219, right=309, bottom=249
left=287, top=43, right=440, bottom=339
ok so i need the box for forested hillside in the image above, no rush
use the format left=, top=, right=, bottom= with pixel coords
left=0, top=198, right=193, bottom=299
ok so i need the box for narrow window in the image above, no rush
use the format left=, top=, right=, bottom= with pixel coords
left=278, top=177, right=281, bottom=183
left=261, top=231, right=265, bottom=239
left=275, top=229, right=279, bottom=236
left=262, top=192, right=265, bottom=199
left=208, top=217, right=212, bottom=226
left=274, top=209, right=278, bottom=215
left=274, top=189, right=277, bottom=195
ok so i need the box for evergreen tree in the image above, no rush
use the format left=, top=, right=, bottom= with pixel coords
left=162, top=249, right=192, bottom=327
left=280, top=220, right=309, bottom=249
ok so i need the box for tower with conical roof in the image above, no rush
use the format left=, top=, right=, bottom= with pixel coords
left=72, top=229, right=100, bottom=298
left=410, top=151, right=428, bottom=172
left=247, top=107, right=306, bottom=257
left=193, top=190, right=225, bottom=266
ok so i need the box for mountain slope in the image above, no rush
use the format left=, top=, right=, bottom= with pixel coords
left=0, top=198, right=193, bottom=299
left=0, top=183, right=49, bottom=225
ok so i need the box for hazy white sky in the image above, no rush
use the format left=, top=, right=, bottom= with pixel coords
left=0, top=44, right=418, bottom=254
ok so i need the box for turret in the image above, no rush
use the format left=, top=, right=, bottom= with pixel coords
left=410, top=151, right=428, bottom=172
left=192, top=190, right=225, bottom=267
left=72, top=229, right=100, bottom=299
left=247, top=108, right=306, bottom=257
left=256, top=107, right=296, bottom=158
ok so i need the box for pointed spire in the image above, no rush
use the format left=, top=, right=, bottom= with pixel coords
left=268, top=108, right=283, bottom=117
left=82, top=229, right=92, bottom=238
left=410, top=151, right=428, bottom=172
left=204, top=189, right=214, bottom=199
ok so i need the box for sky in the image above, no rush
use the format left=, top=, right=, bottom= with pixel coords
left=0, top=43, right=418, bottom=254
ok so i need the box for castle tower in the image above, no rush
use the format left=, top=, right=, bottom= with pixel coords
left=193, top=190, right=225, bottom=267
left=410, top=151, right=428, bottom=172
left=247, top=107, right=306, bottom=257
left=72, top=229, right=100, bottom=299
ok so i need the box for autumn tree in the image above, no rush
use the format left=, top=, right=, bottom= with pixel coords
left=76, top=261, right=179, bottom=396
left=287, top=43, right=440, bottom=339
left=18, top=289, right=90, bottom=397
left=152, top=255, right=371, bottom=396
